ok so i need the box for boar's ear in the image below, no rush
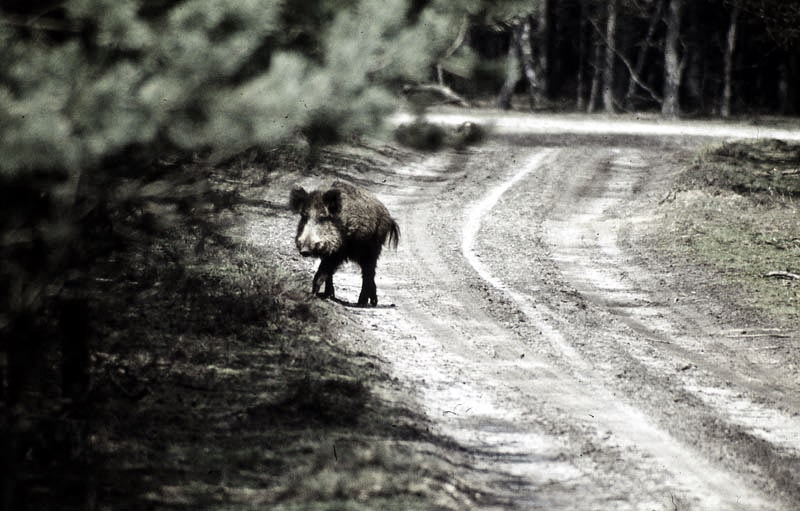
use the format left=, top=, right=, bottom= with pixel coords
left=322, top=189, right=342, bottom=216
left=289, top=187, right=308, bottom=213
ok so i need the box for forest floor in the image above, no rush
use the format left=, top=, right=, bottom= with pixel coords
left=25, top=111, right=800, bottom=510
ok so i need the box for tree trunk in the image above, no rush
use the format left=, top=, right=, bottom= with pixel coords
left=519, top=16, right=541, bottom=109
left=778, top=61, right=790, bottom=113
left=577, top=0, right=588, bottom=110
left=625, top=0, right=665, bottom=109
left=662, top=0, right=684, bottom=118
left=497, top=23, right=522, bottom=110
left=588, top=34, right=603, bottom=113
left=721, top=0, right=739, bottom=117
left=497, top=14, right=547, bottom=111
left=603, top=0, right=618, bottom=112
left=536, top=0, right=551, bottom=103
left=786, top=52, right=800, bottom=115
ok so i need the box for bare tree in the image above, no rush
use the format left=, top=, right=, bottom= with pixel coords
left=577, top=0, right=589, bottom=110
left=497, top=21, right=523, bottom=110
left=721, top=0, right=740, bottom=117
left=535, top=0, right=551, bottom=105
left=496, top=3, right=549, bottom=111
left=588, top=32, right=603, bottom=113
left=661, top=0, right=684, bottom=118
left=519, top=15, right=542, bottom=109
left=603, top=0, right=618, bottom=112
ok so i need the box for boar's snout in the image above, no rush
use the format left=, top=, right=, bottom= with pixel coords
left=296, top=235, right=330, bottom=258
left=296, top=238, right=314, bottom=257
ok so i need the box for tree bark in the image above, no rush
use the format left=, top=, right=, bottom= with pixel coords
left=588, top=29, right=603, bottom=113
left=577, top=0, right=588, bottom=110
left=603, top=0, right=618, bottom=112
left=721, top=0, right=739, bottom=117
left=497, top=23, right=522, bottom=110
left=536, top=0, right=551, bottom=104
left=497, top=13, right=548, bottom=111
left=662, top=0, right=684, bottom=118
left=519, top=16, right=541, bottom=109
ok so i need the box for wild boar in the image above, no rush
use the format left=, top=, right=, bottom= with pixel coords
left=289, top=181, right=399, bottom=307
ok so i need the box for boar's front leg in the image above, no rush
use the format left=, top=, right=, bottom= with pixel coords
left=313, top=257, right=340, bottom=299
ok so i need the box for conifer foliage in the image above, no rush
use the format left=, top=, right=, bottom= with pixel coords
left=0, top=2, right=465, bottom=506
left=1, top=0, right=460, bottom=172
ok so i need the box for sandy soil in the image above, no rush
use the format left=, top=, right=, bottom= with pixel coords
left=249, top=113, right=800, bottom=510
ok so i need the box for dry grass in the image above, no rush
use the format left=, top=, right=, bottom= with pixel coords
left=645, top=139, right=800, bottom=324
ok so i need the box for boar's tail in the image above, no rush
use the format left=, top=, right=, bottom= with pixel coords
left=386, top=220, right=400, bottom=249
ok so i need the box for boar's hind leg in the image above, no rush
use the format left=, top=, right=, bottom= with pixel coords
left=357, top=260, right=378, bottom=307
left=313, top=257, right=340, bottom=299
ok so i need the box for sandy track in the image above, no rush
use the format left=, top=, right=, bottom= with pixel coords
left=365, top=147, right=779, bottom=509
left=254, top=115, right=800, bottom=509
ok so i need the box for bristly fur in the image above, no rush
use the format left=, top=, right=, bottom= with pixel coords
left=289, top=181, right=399, bottom=306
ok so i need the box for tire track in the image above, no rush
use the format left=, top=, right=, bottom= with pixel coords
left=542, top=148, right=800, bottom=453
left=350, top=146, right=779, bottom=510
left=457, top=147, right=777, bottom=510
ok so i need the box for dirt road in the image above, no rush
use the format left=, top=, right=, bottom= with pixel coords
left=254, top=115, right=800, bottom=510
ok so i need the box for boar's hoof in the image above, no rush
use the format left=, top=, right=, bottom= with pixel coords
left=357, top=293, right=378, bottom=307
